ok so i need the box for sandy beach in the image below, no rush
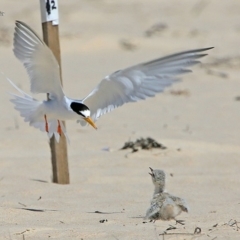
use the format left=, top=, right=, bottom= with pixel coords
left=0, top=1, right=240, bottom=239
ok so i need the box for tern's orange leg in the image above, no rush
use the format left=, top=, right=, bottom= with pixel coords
left=57, top=120, right=62, bottom=136
left=44, top=114, right=49, bottom=133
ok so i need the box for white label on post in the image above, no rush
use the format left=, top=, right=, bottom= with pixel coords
left=40, top=0, right=59, bottom=25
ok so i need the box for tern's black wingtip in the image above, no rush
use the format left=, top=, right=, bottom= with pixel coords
left=15, top=20, right=24, bottom=29
left=204, top=47, right=214, bottom=51
left=15, top=20, right=22, bottom=25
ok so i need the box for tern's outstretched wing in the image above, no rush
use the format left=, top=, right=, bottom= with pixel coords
left=13, top=21, right=64, bottom=99
left=82, top=47, right=213, bottom=123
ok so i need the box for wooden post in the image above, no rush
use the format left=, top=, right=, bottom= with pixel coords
left=40, top=0, right=69, bottom=184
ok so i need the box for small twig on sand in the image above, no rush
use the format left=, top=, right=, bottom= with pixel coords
left=15, top=229, right=30, bottom=235
left=228, top=219, right=240, bottom=231
left=159, top=227, right=202, bottom=237
left=18, top=202, right=27, bottom=207
left=87, top=210, right=123, bottom=214
left=166, top=225, right=177, bottom=231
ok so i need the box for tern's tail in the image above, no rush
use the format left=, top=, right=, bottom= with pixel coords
left=6, top=77, right=69, bottom=143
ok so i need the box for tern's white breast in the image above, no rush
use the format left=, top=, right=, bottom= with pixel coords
left=42, top=99, right=79, bottom=121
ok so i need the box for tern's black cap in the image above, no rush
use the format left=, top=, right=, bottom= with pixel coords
left=70, top=102, right=89, bottom=117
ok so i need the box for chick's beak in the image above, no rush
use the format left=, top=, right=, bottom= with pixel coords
left=84, top=117, right=97, bottom=129
left=149, top=167, right=153, bottom=176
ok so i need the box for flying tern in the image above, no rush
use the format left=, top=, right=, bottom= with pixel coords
left=8, top=20, right=212, bottom=142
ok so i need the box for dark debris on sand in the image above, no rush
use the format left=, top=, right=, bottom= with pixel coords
left=120, top=137, right=167, bottom=153
left=99, top=219, right=108, bottom=223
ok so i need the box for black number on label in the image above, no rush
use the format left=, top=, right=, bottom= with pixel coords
left=46, top=0, right=51, bottom=15
left=46, top=0, right=57, bottom=15
left=51, top=0, right=57, bottom=10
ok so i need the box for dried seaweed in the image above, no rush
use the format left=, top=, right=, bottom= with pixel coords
left=120, top=137, right=166, bottom=153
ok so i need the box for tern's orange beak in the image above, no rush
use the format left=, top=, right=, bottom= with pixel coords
left=84, top=117, right=97, bottom=129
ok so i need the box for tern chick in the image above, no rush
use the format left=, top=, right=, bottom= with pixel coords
left=145, top=168, right=189, bottom=223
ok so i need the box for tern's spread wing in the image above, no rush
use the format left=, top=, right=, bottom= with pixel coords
left=13, top=21, right=64, bottom=99
left=82, top=47, right=213, bottom=122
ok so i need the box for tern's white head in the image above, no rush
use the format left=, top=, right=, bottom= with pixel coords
left=70, top=101, right=97, bottom=129
left=149, top=167, right=165, bottom=193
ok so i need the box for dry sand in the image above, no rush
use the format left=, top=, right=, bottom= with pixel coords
left=0, top=1, right=240, bottom=239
